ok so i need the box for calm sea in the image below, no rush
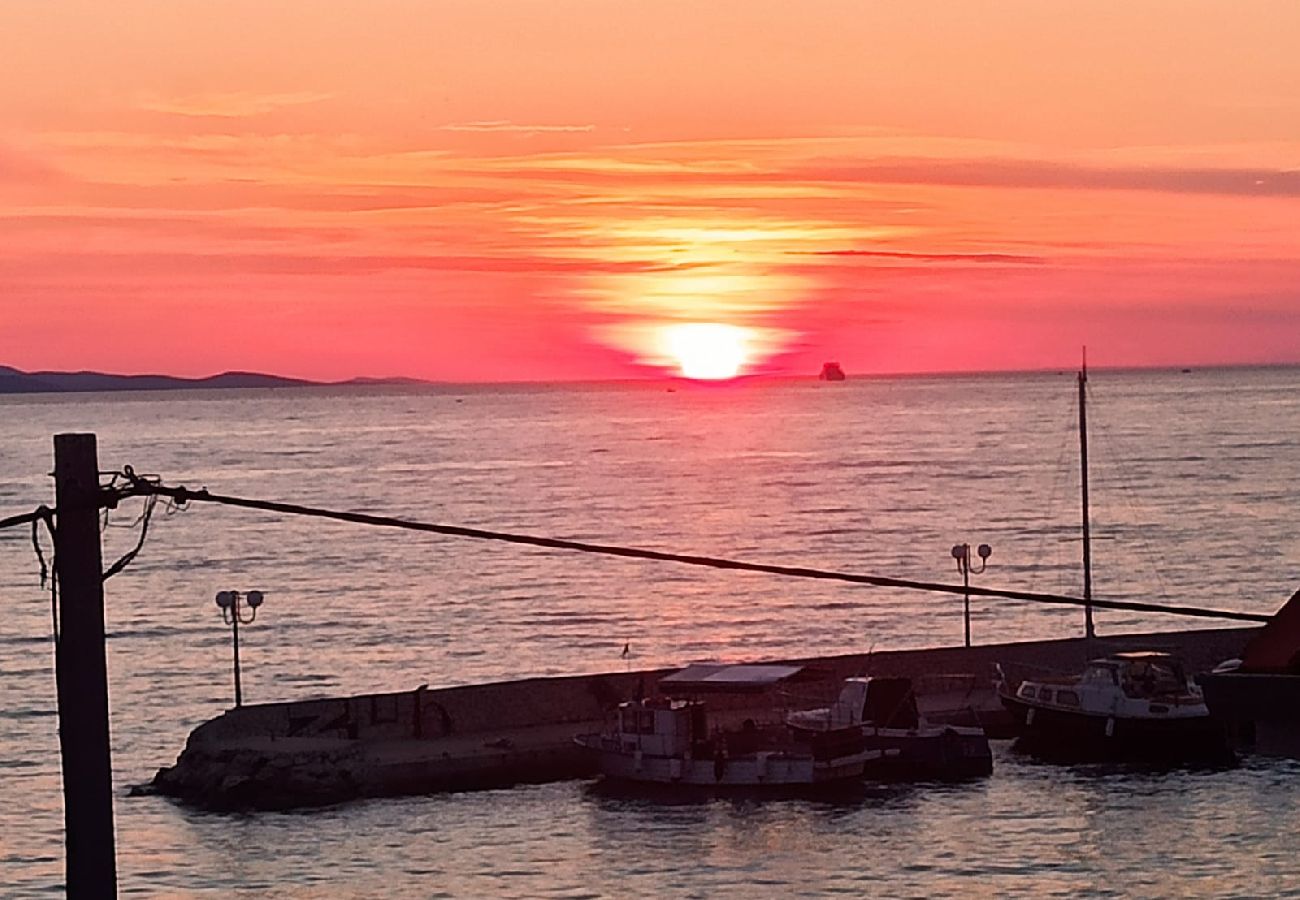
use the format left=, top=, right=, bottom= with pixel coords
left=2, top=368, right=1299, bottom=897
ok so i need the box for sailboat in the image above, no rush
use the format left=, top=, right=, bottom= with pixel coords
left=997, top=358, right=1231, bottom=760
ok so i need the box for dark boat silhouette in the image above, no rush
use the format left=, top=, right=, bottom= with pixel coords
left=1198, top=588, right=1300, bottom=756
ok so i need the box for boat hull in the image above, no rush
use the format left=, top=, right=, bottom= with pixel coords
left=784, top=725, right=993, bottom=779
left=861, top=727, right=993, bottom=779
left=1000, top=693, right=1230, bottom=762
left=574, top=735, right=871, bottom=786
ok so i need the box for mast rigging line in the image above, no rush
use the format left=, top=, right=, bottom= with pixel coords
left=101, top=477, right=1268, bottom=625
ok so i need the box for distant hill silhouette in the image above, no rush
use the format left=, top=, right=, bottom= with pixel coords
left=0, top=365, right=425, bottom=394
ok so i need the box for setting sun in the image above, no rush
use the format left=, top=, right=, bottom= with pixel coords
left=661, top=323, right=751, bottom=380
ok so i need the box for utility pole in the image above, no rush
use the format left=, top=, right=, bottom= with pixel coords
left=53, top=433, right=118, bottom=897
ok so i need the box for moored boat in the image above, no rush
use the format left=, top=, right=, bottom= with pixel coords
left=999, top=651, right=1230, bottom=761
left=787, top=676, right=992, bottom=778
left=574, top=695, right=879, bottom=787
left=994, top=359, right=1227, bottom=764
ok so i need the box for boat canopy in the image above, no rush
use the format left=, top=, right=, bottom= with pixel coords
left=660, top=663, right=805, bottom=693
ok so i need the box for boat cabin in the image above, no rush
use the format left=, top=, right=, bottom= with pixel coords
left=787, top=677, right=920, bottom=731
left=1084, top=652, right=1193, bottom=699
left=612, top=698, right=707, bottom=757
left=1014, top=651, right=1198, bottom=710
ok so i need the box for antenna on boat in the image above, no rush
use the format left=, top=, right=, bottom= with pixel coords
left=1078, top=347, right=1096, bottom=639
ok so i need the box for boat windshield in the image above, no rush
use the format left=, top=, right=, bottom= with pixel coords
left=1082, top=663, right=1119, bottom=687
left=1119, top=659, right=1187, bottom=698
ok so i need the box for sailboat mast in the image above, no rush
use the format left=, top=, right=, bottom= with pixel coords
left=1078, top=351, right=1096, bottom=639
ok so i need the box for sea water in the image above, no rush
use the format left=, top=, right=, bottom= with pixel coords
left=1, top=367, right=1298, bottom=897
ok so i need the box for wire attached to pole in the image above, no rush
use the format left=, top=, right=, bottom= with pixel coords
left=106, top=473, right=1271, bottom=625
left=101, top=494, right=157, bottom=582
left=0, top=470, right=1277, bottom=626
left=29, top=506, right=59, bottom=647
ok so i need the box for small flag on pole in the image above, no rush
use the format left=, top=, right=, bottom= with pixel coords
left=621, top=642, right=630, bottom=659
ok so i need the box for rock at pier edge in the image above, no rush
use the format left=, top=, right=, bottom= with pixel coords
left=138, top=628, right=1253, bottom=811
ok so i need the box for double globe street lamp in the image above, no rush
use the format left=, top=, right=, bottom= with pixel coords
left=951, top=543, right=991, bottom=648
left=215, top=590, right=264, bottom=708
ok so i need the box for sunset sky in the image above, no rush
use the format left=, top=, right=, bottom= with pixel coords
left=2, top=1, right=1298, bottom=381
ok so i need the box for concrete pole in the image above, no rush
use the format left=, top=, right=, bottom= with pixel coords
left=231, top=600, right=243, bottom=708
left=962, top=551, right=972, bottom=649
left=53, top=433, right=118, bottom=897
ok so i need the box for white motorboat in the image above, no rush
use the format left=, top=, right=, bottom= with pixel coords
left=999, top=651, right=1229, bottom=760
left=786, top=676, right=992, bottom=778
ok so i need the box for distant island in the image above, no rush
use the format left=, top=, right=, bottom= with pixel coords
left=0, top=365, right=427, bottom=395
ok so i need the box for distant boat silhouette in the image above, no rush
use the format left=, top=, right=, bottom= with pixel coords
left=819, top=362, right=846, bottom=381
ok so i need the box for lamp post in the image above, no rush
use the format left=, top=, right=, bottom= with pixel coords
left=215, top=590, right=264, bottom=708
left=951, top=543, right=991, bottom=648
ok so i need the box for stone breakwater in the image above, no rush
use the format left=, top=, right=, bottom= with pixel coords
left=145, top=627, right=1254, bottom=810
left=145, top=669, right=668, bottom=810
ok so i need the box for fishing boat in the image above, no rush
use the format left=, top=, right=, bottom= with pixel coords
left=786, top=676, right=992, bottom=778
left=574, top=695, right=879, bottom=787
left=575, top=663, right=886, bottom=787
left=1000, top=651, right=1229, bottom=760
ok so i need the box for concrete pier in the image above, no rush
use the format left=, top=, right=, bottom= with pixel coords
left=146, top=626, right=1253, bottom=810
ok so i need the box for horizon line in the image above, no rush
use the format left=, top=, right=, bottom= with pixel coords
left=5, top=359, right=1300, bottom=392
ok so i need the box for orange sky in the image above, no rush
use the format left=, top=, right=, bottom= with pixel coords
left=2, top=1, right=1298, bottom=381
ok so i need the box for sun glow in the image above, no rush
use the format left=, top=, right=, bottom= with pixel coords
left=661, top=323, right=751, bottom=380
